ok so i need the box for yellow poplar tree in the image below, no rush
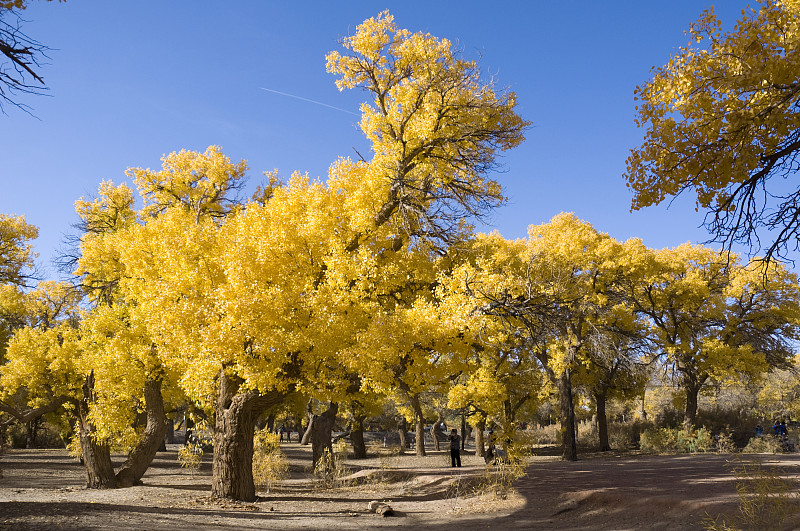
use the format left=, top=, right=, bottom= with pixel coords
left=447, top=214, right=645, bottom=460
left=325, top=10, right=528, bottom=249
left=0, top=213, right=37, bottom=289
left=0, top=282, right=81, bottom=431
left=622, top=244, right=800, bottom=428
left=626, top=0, right=800, bottom=260
left=321, top=11, right=527, bottom=456
left=69, top=177, right=181, bottom=489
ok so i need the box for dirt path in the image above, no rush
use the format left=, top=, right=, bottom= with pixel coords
left=1, top=445, right=799, bottom=530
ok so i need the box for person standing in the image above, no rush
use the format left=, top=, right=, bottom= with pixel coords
left=448, top=428, right=462, bottom=467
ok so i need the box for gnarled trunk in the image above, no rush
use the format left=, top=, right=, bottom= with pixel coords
left=115, top=378, right=169, bottom=487
left=558, top=368, right=578, bottom=461
left=211, top=370, right=283, bottom=501
left=350, top=415, right=367, bottom=459
left=79, top=372, right=116, bottom=489
left=309, top=402, right=338, bottom=467
left=397, top=416, right=409, bottom=453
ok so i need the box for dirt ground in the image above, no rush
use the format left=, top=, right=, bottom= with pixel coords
left=1, top=442, right=799, bottom=530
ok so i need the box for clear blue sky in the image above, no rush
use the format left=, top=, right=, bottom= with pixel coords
left=1, top=1, right=749, bottom=279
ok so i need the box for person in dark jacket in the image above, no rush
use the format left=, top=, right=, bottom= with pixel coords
left=448, top=429, right=462, bottom=467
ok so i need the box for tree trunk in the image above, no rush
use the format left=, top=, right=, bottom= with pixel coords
left=350, top=415, right=367, bottom=459
left=474, top=418, right=486, bottom=457
left=397, top=416, right=409, bottom=453
left=25, top=418, right=39, bottom=448
left=684, top=383, right=700, bottom=430
left=301, top=416, right=313, bottom=445
left=415, top=418, right=426, bottom=457
left=184, top=416, right=195, bottom=445
left=460, top=414, right=467, bottom=451
left=211, top=370, right=284, bottom=501
left=430, top=411, right=444, bottom=451
left=79, top=372, right=116, bottom=489
left=410, top=396, right=426, bottom=456
left=165, top=416, right=175, bottom=444
left=115, top=378, right=169, bottom=487
left=558, top=368, right=578, bottom=461
left=594, top=391, right=610, bottom=452
left=504, top=399, right=514, bottom=426
left=639, top=392, right=647, bottom=420
left=309, top=402, right=338, bottom=467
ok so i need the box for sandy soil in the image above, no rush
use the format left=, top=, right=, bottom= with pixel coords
left=1, top=443, right=799, bottom=530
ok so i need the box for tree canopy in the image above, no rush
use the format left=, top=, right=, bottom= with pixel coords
left=626, top=0, right=800, bottom=261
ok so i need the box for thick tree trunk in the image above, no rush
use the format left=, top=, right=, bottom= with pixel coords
left=474, top=418, right=486, bottom=457
left=309, top=402, right=338, bottom=467
left=211, top=371, right=283, bottom=501
left=301, top=416, right=313, bottom=445
left=594, top=391, right=610, bottom=452
left=410, top=396, right=426, bottom=456
left=684, top=383, right=700, bottom=430
left=397, top=416, right=409, bottom=453
left=558, top=369, right=578, bottom=461
left=115, top=378, right=169, bottom=487
left=461, top=415, right=467, bottom=451
left=79, top=373, right=116, bottom=489
left=350, top=415, right=367, bottom=459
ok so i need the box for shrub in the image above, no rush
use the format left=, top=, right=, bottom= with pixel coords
left=703, top=458, right=799, bottom=530
left=314, top=439, right=349, bottom=489
left=640, top=427, right=714, bottom=454
left=252, top=429, right=288, bottom=492
left=715, top=431, right=737, bottom=454
left=478, top=429, right=529, bottom=498
left=177, top=441, right=203, bottom=477
left=6, top=420, right=64, bottom=449
left=742, top=436, right=786, bottom=455
left=608, top=420, right=652, bottom=450
left=528, top=424, right=559, bottom=446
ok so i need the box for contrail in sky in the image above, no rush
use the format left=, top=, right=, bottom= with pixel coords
left=259, top=87, right=359, bottom=116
